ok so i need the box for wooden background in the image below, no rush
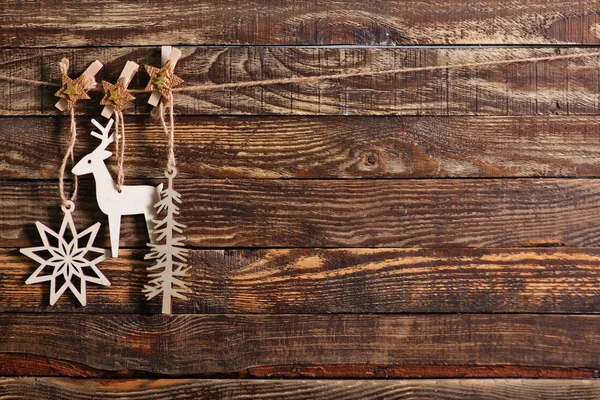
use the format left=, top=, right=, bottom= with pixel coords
left=3, top=1, right=600, bottom=398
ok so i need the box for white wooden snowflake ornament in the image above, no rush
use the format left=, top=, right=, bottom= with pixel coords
left=20, top=201, right=110, bottom=306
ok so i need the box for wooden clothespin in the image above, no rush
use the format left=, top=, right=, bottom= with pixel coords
left=55, top=60, right=103, bottom=112
left=146, top=46, right=183, bottom=106
left=100, top=61, right=139, bottom=118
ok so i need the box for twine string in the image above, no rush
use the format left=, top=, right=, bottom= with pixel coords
left=114, top=111, right=126, bottom=191
left=169, top=98, right=175, bottom=172
left=171, top=51, right=600, bottom=92
left=158, top=99, right=176, bottom=174
left=58, top=107, right=79, bottom=207
left=4, top=51, right=600, bottom=94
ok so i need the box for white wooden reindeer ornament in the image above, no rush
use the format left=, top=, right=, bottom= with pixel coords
left=72, top=118, right=163, bottom=258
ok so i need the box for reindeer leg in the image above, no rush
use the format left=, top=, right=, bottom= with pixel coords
left=108, top=214, right=121, bottom=258
left=145, top=212, right=157, bottom=244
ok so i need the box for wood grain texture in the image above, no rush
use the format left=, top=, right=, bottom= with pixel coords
left=3, top=178, right=600, bottom=248
left=3, top=47, right=600, bottom=116
left=5, top=115, right=600, bottom=180
left=2, top=378, right=600, bottom=400
left=4, top=248, right=600, bottom=314
left=1, top=314, right=600, bottom=376
left=3, top=1, right=600, bottom=47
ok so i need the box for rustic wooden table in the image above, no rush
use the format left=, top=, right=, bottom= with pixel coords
left=2, top=1, right=600, bottom=398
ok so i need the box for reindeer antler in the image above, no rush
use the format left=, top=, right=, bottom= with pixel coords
left=90, top=118, right=115, bottom=145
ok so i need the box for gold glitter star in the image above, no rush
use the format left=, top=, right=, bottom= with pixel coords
left=108, top=87, right=122, bottom=103
left=144, top=60, right=183, bottom=102
left=63, top=84, right=80, bottom=98
left=55, top=75, right=91, bottom=111
left=100, top=77, right=135, bottom=112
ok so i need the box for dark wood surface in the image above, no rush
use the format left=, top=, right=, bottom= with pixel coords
left=4, top=247, right=600, bottom=314
left=2, top=378, right=600, bottom=400
left=3, top=178, right=600, bottom=248
left=2, top=0, right=600, bottom=47
left=2, top=47, right=600, bottom=116
left=2, top=0, right=600, bottom=398
left=4, top=116, right=600, bottom=180
left=1, top=314, right=600, bottom=377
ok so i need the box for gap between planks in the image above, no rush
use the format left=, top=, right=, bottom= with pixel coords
left=1, top=378, right=600, bottom=399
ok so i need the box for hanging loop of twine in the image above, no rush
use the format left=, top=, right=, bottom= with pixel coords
left=114, top=111, right=126, bottom=192
left=58, top=107, right=79, bottom=207
left=158, top=97, right=176, bottom=176
left=61, top=200, right=75, bottom=214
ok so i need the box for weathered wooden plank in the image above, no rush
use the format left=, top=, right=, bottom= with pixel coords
left=2, top=179, right=600, bottom=248
left=2, top=378, right=600, bottom=400
left=2, top=47, right=600, bottom=116
left=1, top=314, right=600, bottom=376
left=2, top=0, right=600, bottom=47
left=4, top=248, right=600, bottom=314
left=5, top=115, right=600, bottom=180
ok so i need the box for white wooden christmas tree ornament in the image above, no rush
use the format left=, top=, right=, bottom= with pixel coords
left=144, top=168, right=190, bottom=314
left=72, top=118, right=163, bottom=258
left=21, top=202, right=110, bottom=306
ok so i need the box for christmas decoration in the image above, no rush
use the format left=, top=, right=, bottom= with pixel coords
left=55, top=74, right=90, bottom=111
left=144, top=169, right=190, bottom=313
left=54, top=59, right=101, bottom=112
left=144, top=59, right=183, bottom=103
left=72, top=118, right=163, bottom=258
left=143, top=46, right=190, bottom=314
left=100, top=61, right=139, bottom=118
left=100, top=77, right=136, bottom=113
left=20, top=58, right=110, bottom=307
left=100, top=61, right=139, bottom=191
left=18, top=49, right=192, bottom=308
left=20, top=201, right=110, bottom=306
left=146, top=46, right=182, bottom=107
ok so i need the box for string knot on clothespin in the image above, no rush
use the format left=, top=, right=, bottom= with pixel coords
left=144, top=46, right=183, bottom=174
left=100, top=61, right=139, bottom=192
left=54, top=58, right=103, bottom=207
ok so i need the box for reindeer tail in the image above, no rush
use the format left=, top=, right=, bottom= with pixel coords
left=157, top=183, right=164, bottom=194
